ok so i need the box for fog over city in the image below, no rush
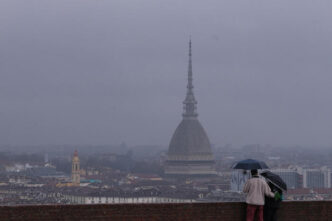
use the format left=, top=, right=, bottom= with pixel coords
left=1, top=0, right=332, bottom=147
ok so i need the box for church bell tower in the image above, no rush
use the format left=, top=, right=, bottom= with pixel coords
left=71, top=150, right=80, bottom=185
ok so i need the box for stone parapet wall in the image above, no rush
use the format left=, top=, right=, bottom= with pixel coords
left=0, top=201, right=331, bottom=220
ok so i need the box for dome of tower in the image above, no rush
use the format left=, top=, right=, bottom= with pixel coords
left=168, top=118, right=213, bottom=156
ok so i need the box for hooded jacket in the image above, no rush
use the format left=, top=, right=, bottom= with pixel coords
left=243, top=176, right=275, bottom=205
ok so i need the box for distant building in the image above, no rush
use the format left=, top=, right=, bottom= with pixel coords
left=164, top=40, right=216, bottom=178
left=230, top=170, right=250, bottom=191
left=44, top=153, right=49, bottom=163
left=64, top=195, right=194, bottom=204
left=270, top=169, right=302, bottom=189
left=30, top=165, right=66, bottom=178
left=71, top=150, right=80, bottom=185
left=303, top=168, right=331, bottom=188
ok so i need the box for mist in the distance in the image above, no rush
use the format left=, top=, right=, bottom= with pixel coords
left=1, top=0, right=332, bottom=147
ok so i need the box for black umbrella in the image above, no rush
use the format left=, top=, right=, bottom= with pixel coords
left=232, top=159, right=269, bottom=170
left=261, top=171, right=287, bottom=191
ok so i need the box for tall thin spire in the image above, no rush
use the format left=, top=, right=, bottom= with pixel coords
left=183, top=39, right=198, bottom=118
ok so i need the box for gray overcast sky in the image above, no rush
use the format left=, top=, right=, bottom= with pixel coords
left=1, top=0, right=332, bottom=147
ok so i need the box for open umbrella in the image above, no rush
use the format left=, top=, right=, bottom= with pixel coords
left=261, top=171, right=287, bottom=191
left=232, top=159, right=269, bottom=170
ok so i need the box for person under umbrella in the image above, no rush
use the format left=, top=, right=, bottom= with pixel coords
left=261, top=171, right=287, bottom=221
left=260, top=171, right=287, bottom=192
left=232, top=158, right=269, bottom=193
left=243, top=169, right=276, bottom=221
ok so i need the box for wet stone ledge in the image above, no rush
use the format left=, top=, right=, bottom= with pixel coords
left=0, top=201, right=331, bottom=221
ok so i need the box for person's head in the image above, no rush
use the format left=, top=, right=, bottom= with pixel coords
left=251, top=169, right=258, bottom=176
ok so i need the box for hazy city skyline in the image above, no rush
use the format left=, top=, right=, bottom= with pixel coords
left=1, top=0, right=332, bottom=146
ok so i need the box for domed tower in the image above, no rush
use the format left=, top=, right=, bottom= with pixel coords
left=164, top=40, right=216, bottom=177
left=71, top=150, right=80, bottom=185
